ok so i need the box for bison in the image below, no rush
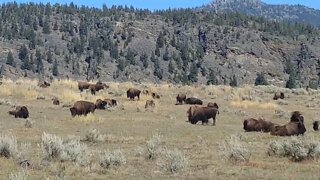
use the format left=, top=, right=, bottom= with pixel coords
left=104, top=98, right=117, bottom=107
left=207, top=102, right=219, bottom=109
left=185, top=97, right=203, bottom=105
left=313, top=121, right=319, bottom=131
left=78, top=81, right=91, bottom=92
left=145, top=100, right=155, bottom=109
left=270, top=121, right=306, bottom=136
left=142, top=90, right=150, bottom=95
left=273, top=91, right=285, bottom=100
left=151, top=92, right=160, bottom=99
left=8, top=106, right=29, bottom=119
left=290, top=111, right=304, bottom=123
left=95, top=99, right=108, bottom=109
left=176, top=93, right=187, bottom=105
left=89, top=82, right=108, bottom=95
left=38, top=80, right=50, bottom=88
left=52, top=97, right=60, bottom=105
left=127, top=88, right=141, bottom=100
left=243, top=118, right=276, bottom=132
left=187, top=106, right=219, bottom=125
left=70, top=101, right=96, bottom=117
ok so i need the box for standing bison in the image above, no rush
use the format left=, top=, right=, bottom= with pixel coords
left=8, top=106, right=29, bottom=119
left=273, top=91, right=285, bottom=100
left=127, top=88, right=141, bottom=100
left=270, top=121, right=306, bottom=136
left=243, top=118, right=276, bottom=132
left=78, top=81, right=108, bottom=94
left=70, top=101, right=96, bottom=117
left=176, top=93, right=187, bottom=105
left=187, top=106, right=219, bottom=125
left=78, top=81, right=91, bottom=92
left=185, top=97, right=203, bottom=105
left=313, top=121, right=319, bottom=131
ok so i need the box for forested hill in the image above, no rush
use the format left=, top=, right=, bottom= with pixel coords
left=0, top=2, right=320, bottom=88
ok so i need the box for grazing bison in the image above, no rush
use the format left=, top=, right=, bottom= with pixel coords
left=187, top=106, right=219, bottom=125
left=8, top=106, right=29, bottom=119
left=243, top=118, right=276, bottom=132
left=290, top=111, right=304, bottom=123
left=89, top=82, right=108, bottom=95
left=151, top=92, right=160, bottom=99
left=270, top=121, right=306, bottom=136
left=52, top=97, right=60, bottom=105
left=70, top=101, right=96, bottom=117
left=273, top=91, right=285, bottom=100
left=104, top=98, right=117, bottom=107
left=78, top=81, right=91, bottom=92
left=127, top=88, right=141, bottom=100
left=95, top=99, right=108, bottom=109
left=185, top=97, right=203, bottom=105
left=313, top=121, right=319, bottom=131
left=38, top=80, right=50, bottom=88
left=145, top=100, right=155, bottom=109
left=176, top=93, right=186, bottom=105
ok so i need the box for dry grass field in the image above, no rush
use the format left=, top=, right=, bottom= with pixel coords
left=1, top=78, right=320, bottom=179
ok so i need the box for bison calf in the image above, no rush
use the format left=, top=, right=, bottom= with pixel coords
left=8, top=106, right=29, bottom=119
left=70, top=101, right=96, bottom=117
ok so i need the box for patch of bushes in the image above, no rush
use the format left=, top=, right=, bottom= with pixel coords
left=99, top=149, right=126, bottom=169
left=84, top=129, right=106, bottom=143
left=267, top=136, right=320, bottom=162
left=8, top=171, right=27, bottom=180
left=158, top=148, right=188, bottom=173
left=146, top=132, right=162, bottom=160
left=219, top=134, right=251, bottom=163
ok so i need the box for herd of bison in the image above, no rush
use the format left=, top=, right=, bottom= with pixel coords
left=6, top=80, right=320, bottom=137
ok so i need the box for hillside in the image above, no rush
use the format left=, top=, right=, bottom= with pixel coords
left=0, top=2, right=320, bottom=88
left=205, top=0, right=320, bottom=27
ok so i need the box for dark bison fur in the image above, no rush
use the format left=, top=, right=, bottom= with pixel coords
left=243, top=118, right=276, bottom=132
left=52, top=97, right=60, bottom=105
left=151, top=92, right=160, bottom=99
left=313, top=121, right=319, bottom=131
left=176, top=93, right=186, bottom=105
left=290, top=111, right=304, bottom=123
left=95, top=99, right=107, bottom=109
left=185, top=97, right=203, bottom=105
left=78, top=81, right=91, bottom=92
left=70, top=101, right=96, bottom=117
left=145, top=100, right=155, bottom=108
left=127, top=88, right=141, bottom=100
left=273, top=91, right=285, bottom=100
left=270, top=122, right=306, bottom=136
left=187, top=106, right=219, bottom=125
left=207, top=102, right=219, bottom=114
left=8, top=106, right=29, bottom=119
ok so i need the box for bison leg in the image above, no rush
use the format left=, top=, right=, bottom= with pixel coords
left=212, top=118, right=216, bottom=126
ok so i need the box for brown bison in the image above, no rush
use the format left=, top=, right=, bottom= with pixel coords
left=176, top=93, right=187, bottom=105
left=8, top=106, right=29, bottom=119
left=270, top=121, right=306, bottom=136
left=207, top=102, right=219, bottom=109
left=127, top=88, right=141, bottom=100
left=38, top=80, right=50, bottom=88
left=78, top=81, right=91, bottom=92
left=273, top=91, right=285, bottom=100
left=145, top=100, right=155, bottom=109
left=95, top=99, right=108, bottom=109
left=151, top=92, right=160, bottom=99
left=187, top=106, right=219, bottom=125
left=243, top=118, right=276, bottom=132
left=313, top=121, right=319, bottom=131
left=52, top=97, right=60, bottom=105
left=104, top=98, right=117, bottom=107
left=89, top=82, right=108, bottom=95
left=290, top=111, right=304, bottom=123
left=70, top=101, right=96, bottom=117
left=185, top=97, right=203, bottom=105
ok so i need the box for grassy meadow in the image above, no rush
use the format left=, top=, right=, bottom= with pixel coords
left=0, top=78, right=320, bottom=179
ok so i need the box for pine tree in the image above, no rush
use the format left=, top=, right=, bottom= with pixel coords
left=255, top=73, right=269, bottom=86
left=35, top=50, right=44, bottom=74
left=156, top=31, right=165, bottom=48
left=163, top=46, right=170, bottom=61
left=117, top=58, right=125, bottom=71
left=52, top=60, right=59, bottom=76
left=6, top=51, right=14, bottom=66
left=286, top=72, right=296, bottom=89
left=207, top=69, right=218, bottom=85
left=188, top=63, right=198, bottom=82
left=168, top=60, right=175, bottom=74
left=18, top=45, right=28, bottom=61
left=153, top=58, right=163, bottom=80
left=126, top=48, right=135, bottom=65
left=230, top=75, right=238, bottom=87
left=140, top=53, right=149, bottom=68
left=43, top=17, right=51, bottom=34
left=155, top=45, right=160, bottom=57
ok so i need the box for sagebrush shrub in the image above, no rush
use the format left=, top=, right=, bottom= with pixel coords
left=219, top=134, right=251, bottom=163
left=41, top=132, right=63, bottom=160
left=146, top=133, right=162, bottom=160
left=99, top=149, right=126, bottom=169
left=8, top=171, right=27, bottom=180
left=60, top=139, right=91, bottom=166
left=84, top=128, right=105, bottom=143
left=0, top=135, right=19, bottom=159
left=159, top=148, right=188, bottom=173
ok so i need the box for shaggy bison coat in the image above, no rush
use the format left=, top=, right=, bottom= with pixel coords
left=145, top=100, right=155, bottom=109
left=270, top=122, right=306, bottom=136
left=185, top=97, right=203, bottom=105
left=273, top=91, right=285, bottom=100
left=243, top=118, right=276, bottom=132
left=313, top=121, right=319, bottom=131
left=70, top=101, right=96, bottom=117
left=8, top=106, right=29, bottom=119
left=207, top=102, right=219, bottom=109
left=187, top=106, right=219, bottom=125
left=78, top=81, right=91, bottom=92
left=127, top=88, right=141, bottom=100
left=290, top=111, right=304, bottom=123
left=176, top=93, right=187, bottom=105
left=151, top=92, right=160, bottom=99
